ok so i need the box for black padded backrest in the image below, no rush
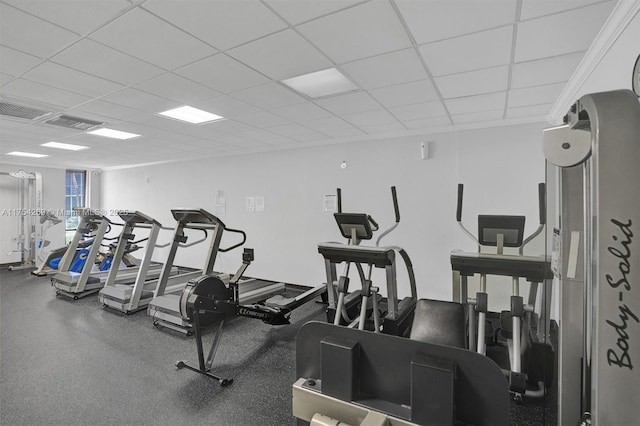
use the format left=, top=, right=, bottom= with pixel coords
left=410, top=299, right=466, bottom=348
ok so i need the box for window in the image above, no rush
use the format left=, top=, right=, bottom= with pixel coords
left=65, top=170, right=87, bottom=242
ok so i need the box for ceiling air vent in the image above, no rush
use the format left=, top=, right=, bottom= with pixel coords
left=0, top=100, right=53, bottom=120
left=44, top=115, right=105, bottom=130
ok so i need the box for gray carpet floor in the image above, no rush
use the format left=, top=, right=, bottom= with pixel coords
left=0, top=268, right=326, bottom=426
left=1, top=267, right=556, bottom=425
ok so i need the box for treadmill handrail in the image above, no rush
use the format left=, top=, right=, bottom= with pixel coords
left=218, top=227, right=247, bottom=253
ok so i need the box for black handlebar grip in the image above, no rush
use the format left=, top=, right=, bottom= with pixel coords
left=391, top=186, right=400, bottom=222
left=538, top=183, right=546, bottom=225
left=456, top=184, right=464, bottom=222
left=336, top=188, right=342, bottom=213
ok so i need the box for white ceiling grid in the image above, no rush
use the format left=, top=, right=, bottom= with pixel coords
left=0, top=0, right=617, bottom=169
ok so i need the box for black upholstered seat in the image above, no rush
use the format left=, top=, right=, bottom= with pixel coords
left=409, top=299, right=466, bottom=349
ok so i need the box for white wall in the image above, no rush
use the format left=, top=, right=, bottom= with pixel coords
left=101, top=121, right=548, bottom=305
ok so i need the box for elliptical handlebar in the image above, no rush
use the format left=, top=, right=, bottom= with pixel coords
left=520, top=182, right=547, bottom=254
left=375, top=186, right=401, bottom=247
left=391, top=186, right=400, bottom=223
left=538, top=182, right=546, bottom=225
left=456, top=182, right=547, bottom=252
left=456, top=183, right=464, bottom=223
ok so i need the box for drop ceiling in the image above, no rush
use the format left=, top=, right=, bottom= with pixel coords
left=0, top=0, right=619, bottom=170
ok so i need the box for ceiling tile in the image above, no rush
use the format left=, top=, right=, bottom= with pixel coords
left=258, top=135, right=298, bottom=146
left=520, top=0, right=608, bottom=20
left=343, top=109, right=398, bottom=127
left=369, top=79, right=440, bottom=108
left=389, top=101, right=447, bottom=121
left=1, top=78, right=91, bottom=109
left=234, top=111, right=292, bottom=128
left=51, top=39, right=165, bottom=86
left=435, top=66, right=509, bottom=99
left=402, top=116, right=451, bottom=130
left=227, top=29, right=333, bottom=80
left=323, top=126, right=365, bottom=138
left=508, top=82, right=566, bottom=108
left=314, top=92, right=380, bottom=116
left=175, top=54, right=269, bottom=94
left=271, top=102, right=333, bottom=122
left=3, top=0, right=131, bottom=35
left=419, top=27, right=513, bottom=77
left=511, top=52, right=583, bottom=89
left=515, top=2, right=615, bottom=62
left=132, top=113, right=215, bottom=136
left=193, top=95, right=263, bottom=119
left=0, top=4, right=79, bottom=58
left=0, top=118, right=31, bottom=130
left=0, top=46, right=44, bottom=77
left=101, top=88, right=177, bottom=112
left=263, top=0, right=363, bottom=25
left=451, top=110, right=504, bottom=124
left=24, top=62, right=124, bottom=98
left=268, top=123, right=316, bottom=137
left=134, top=73, right=222, bottom=104
left=297, top=1, right=412, bottom=63
left=13, top=123, right=84, bottom=139
left=231, top=82, right=306, bottom=110
left=360, top=121, right=407, bottom=134
left=291, top=132, right=327, bottom=143
left=395, top=0, right=517, bottom=44
left=199, top=119, right=257, bottom=136
left=143, top=0, right=287, bottom=50
left=341, top=48, right=428, bottom=90
left=90, top=8, right=217, bottom=70
left=71, top=99, right=147, bottom=122
left=302, top=116, right=352, bottom=132
left=506, top=103, right=554, bottom=119
left=0, top=73, right=14, bottom=87
left=445, top=92, right=506, bottom=115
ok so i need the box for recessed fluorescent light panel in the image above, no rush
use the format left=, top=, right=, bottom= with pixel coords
left=281, top=68, right=359, bottom=98
left=87, top=128, right=140, bottom=140
left=7, top=151, right=49, bottom=158
left=158, top=106, right=225, bottom=124
left=41, top=141, right=88, bottom=151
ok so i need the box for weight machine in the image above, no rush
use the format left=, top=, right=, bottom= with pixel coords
left=32, top=211, right=64, bottom=276
left=1, top=169, right=43, bottom=270
left=543, top=89, right=640, bottom=426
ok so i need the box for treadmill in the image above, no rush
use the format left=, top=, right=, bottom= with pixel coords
left=98, top=211, right=200, bottom=314
left=52, top=209, right=166, bottom=300
left=52, top=208, right=120, bottom=299
left=147, top=208, right=286, bottom=334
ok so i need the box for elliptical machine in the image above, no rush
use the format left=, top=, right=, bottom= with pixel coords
left=451, top=183, right=554, bottom=400
left=318, top=186, right=417, bottom=336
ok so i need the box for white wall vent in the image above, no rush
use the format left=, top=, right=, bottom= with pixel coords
left=0, top=100, right=53, bottom=120
left=44, top=115, right=104, bottom=130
